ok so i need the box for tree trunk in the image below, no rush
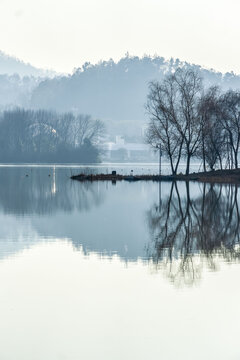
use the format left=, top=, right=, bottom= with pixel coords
left=174, top=140, right=183, bottom=175
left=202, top=139, right=206, bottom=172
left=169, top=155, right=175, bottom=175
left=231, top=148, right=234, bottom=169
left=203, top=156, right=206, bottom=172
left=234, top=150, right=238, bottom=169
left=219, top=156, right=223, bottom=170
left=185, top=154, right=191, bottom=175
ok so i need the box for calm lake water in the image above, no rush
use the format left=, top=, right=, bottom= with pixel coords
left=0, top=164, right=240, bottom=360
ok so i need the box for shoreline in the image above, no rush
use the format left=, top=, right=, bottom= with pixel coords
left=71, top=168, right=240, bottom=184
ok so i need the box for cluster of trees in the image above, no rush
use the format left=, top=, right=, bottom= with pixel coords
left=0, top=108, right=104, bottom=163
left=146, top=68, right=240, bottom=174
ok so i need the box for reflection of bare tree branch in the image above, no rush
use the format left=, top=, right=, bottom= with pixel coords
left=147, top=182, right=240, bottom=286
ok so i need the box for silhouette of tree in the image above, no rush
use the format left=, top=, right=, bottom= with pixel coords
left=146, top=68, right=203, bottom=174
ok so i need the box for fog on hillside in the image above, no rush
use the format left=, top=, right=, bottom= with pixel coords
left=30, top=55, right=240, bottom=136
left=1, top=53, right=240, bottom=140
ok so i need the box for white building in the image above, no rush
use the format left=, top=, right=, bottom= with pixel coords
left=101, top=136, right=155, bottom=161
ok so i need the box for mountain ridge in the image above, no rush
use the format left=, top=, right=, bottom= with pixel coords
left=30, top=55, right=240, bottom=135
left=1, top=52, right=240, bottom=137
left=0, top=50, right=57, bottom=77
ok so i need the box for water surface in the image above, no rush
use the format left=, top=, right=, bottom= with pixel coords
left=0, top=165, right=239, bottom=360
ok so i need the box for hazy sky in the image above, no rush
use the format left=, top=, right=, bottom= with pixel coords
left=0, top=0, right=239, bottom=74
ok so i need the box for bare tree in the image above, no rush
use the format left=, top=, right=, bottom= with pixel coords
left=218, top=90, right=240, bottom=169
left=67, top=115, right=105, bottom=147
left=198, top=86, right=225, bottom=170
left=173, top=68, right=202, bottom=174
left=146, top=76, right=184, bottom=175
left=146, top=68, right=203, bottom=175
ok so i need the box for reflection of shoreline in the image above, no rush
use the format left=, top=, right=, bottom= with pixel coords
left=147, top=182, right=240, bottom=286
left=0, top=171, right=149, bottom=262
left=0, top=167, right=106, bottom=215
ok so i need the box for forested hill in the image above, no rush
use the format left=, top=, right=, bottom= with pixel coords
left=0, top=51, right=55, bottom=109
left=30, top=55, right=240, bottom=126
left=2, top=53, right=240, bottom=137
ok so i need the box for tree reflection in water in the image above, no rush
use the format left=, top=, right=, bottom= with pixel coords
left=0, top=167, right=106, bottom=215
left=147, top=182, right=240, bottom=286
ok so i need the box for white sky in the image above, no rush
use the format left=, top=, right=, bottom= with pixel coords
left=0, top=0, right=239, bottom=74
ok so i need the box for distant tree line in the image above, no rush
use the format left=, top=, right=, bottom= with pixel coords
left=0, top=108, right=105, bottom=163
left=146, top=68, right=240, bottom=174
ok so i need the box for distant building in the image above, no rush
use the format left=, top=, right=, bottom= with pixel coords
left=100, top=135, right=155, bottom=162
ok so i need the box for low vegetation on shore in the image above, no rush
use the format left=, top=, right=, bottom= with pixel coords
left=71, top=168, right=240, bottom=184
